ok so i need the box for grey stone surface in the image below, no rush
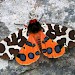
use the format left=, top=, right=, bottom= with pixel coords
left=0, top=0, right=75, bottom=75
left=0, top=22, right=9, bottom=41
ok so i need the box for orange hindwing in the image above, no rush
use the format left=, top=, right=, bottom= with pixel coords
left=16, top=33, right=40, bottom=65
left=16, top=31, right=65, bottom=65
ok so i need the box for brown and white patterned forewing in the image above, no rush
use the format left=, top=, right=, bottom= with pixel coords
left=0, top=26, right=28, bottom=60
left=41, top=23, right=75, bottom=48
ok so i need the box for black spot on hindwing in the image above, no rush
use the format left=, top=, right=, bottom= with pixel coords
left=28, top=53, right=34, bottom=59
left=17, top=54, right=26, bottom=61
left=55, top=45, right=62, bottom=53
left=35, top=51, right=40, bottom=55
left=47, top=48, right=52, bottom=54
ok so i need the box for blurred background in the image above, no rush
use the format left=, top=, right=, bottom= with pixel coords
left=0, top=0, right=75, bottom=75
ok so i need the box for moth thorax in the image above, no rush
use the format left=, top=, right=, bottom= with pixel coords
left=28, top=22, right=42, bottom=33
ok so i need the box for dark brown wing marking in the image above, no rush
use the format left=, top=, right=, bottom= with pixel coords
left=0, top=53, right=10, bottom=60
left=57, top=38, right=66, bottom=46
left=0, top=43, right=5, bottom=53
left=46, top=24, right=56, bottom=39
left=69, top=30, right=75, bottom=40
left=54, top=25, right=67, bottom=36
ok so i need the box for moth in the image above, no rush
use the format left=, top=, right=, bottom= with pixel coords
left=0, top=19, right=75, bottom=65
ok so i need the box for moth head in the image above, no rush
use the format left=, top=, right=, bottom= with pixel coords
left=28, top=19, right=42, bottom=33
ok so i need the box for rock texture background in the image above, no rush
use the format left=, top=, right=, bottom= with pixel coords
left=0, top=0, right=75, bottom=75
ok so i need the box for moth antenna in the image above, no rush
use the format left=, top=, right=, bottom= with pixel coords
left=14, top=23, right=24, bottom=25
left=24, top=25, right=28, bottom=28
left=39, top=14, right=44, bottom=21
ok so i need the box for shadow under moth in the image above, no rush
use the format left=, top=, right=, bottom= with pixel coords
left=0, top=19, right=75, bottom=65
